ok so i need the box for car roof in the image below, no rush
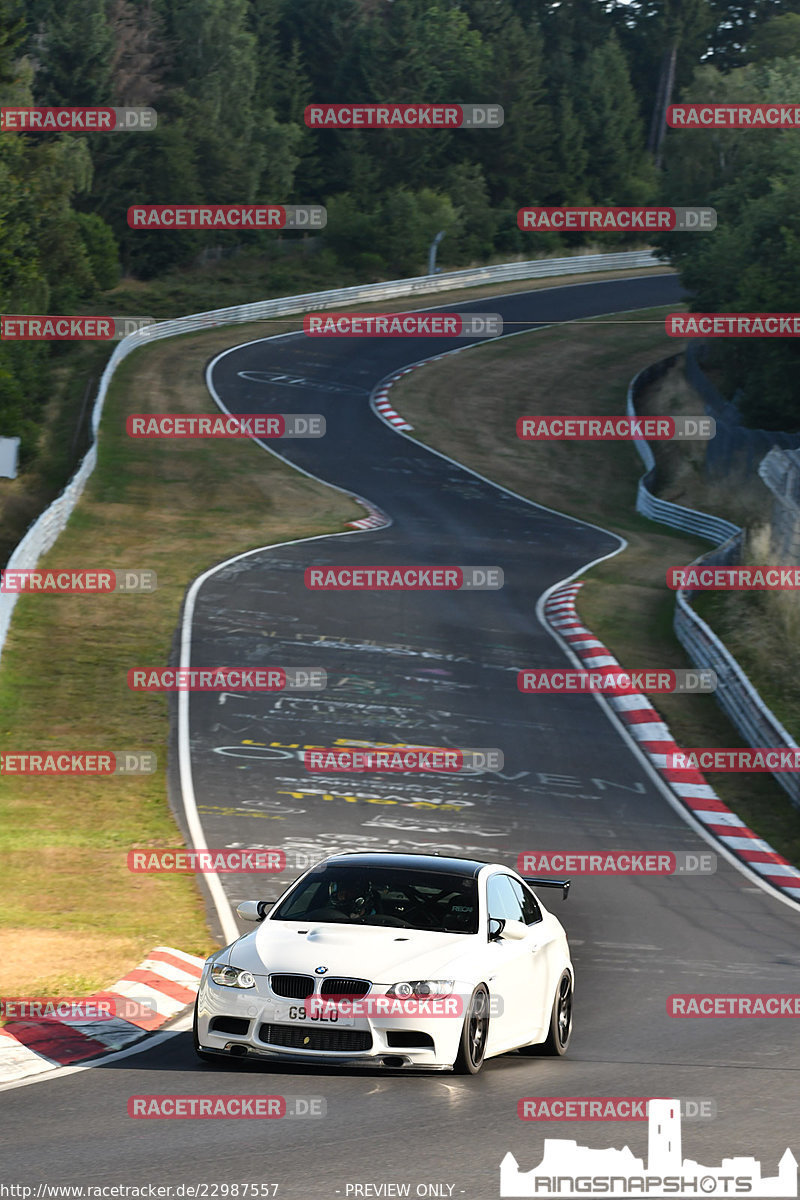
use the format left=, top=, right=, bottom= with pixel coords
left=321, top=851, right=489, bottom=878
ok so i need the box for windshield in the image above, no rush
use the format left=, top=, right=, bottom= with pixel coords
left=270, top=864, right=479, bottom=934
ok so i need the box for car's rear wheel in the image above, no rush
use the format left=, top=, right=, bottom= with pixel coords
left=519, top=970, right=573, bottom=1057
left=192, top=1001, right=222, bottom=1063
left=453, top=985, right=490, bottom=1075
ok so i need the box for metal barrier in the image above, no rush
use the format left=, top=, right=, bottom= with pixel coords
left=0, top=249, right=663, bottom=662
left=628, top=356, right=800, bottom=808
left=627, top=357, right=740, bottom=542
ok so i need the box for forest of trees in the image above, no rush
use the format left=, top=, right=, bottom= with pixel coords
left=2, top=0, right=800, bottom=452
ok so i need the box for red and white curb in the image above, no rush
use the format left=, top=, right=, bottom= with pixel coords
left=0, top=945, right=204, bottom=1084
left=347, top=511, right=388, bottom=530
left=346, top=499, right=390, bottom=531
left=371, top=359, right=445, bottom=432
left=373, top=388, right=413, bottom=431
left=370, top=344, right=485, bottom=435
left=544, top=582, right=800, bottom=904
left=350, top=359, right=454, bottom=523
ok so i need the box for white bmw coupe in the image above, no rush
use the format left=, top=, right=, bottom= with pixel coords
left=193, top=851, right=574, bottom=1074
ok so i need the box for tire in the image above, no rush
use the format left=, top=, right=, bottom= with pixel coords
left=453, top=985, right=490, bottom=1075
left=192, top=1001, right=222, bottom=1064
left=519, top=970, right=573, bottom=1057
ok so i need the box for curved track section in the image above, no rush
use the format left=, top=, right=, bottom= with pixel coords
left=3, top=275, right=799, bottom=1198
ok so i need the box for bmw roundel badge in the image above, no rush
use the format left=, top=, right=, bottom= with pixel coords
left=315, top=965, right=328, bottom=974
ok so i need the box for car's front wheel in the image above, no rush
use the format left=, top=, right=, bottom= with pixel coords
left=519, top=970, right=573, bottom=1057
left=453, top=985, right=490, bottom=1075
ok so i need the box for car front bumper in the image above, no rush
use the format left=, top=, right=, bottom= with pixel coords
left=196, top=976, right=466, bottom=1070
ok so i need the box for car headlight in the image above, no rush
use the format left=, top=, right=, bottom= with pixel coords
left=210, top=964, right=256, bottom=989
left=387, top=979, right=454, bottom=998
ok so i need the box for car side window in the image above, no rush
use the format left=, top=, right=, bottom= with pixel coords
left=486, top=874, right=527, bottom=923
left=514, top=879, right=543, bottom=926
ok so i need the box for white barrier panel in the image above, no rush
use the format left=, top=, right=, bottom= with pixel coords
left=0, top=438, right=20, bottom=479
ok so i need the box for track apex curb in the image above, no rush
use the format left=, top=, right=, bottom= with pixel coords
left=370, top=368, right=414, bottom=431
left=0, top=945, right=206, bottom=1085
left=543, top=582, right=800, bottom=904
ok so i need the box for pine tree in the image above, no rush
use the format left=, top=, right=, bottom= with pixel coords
left=34, top=0, right=114, bottom=105
left=551, top=89, right=589, bottom=202
left=477, top=8, right=556, bottom=205
left=577, top=33, right=656, bottom=203
left=0, top=0, right=24, bottom=85
left=276, top=38, right=321, bottom=197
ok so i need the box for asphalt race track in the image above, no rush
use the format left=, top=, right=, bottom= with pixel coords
left=3, top=274, right=799, bottom=1198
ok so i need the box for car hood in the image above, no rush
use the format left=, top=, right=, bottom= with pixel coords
left=226, top=920, right=478, bottom=983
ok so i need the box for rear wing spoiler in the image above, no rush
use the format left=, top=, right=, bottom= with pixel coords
left=524, top=877, right=571, bottom=901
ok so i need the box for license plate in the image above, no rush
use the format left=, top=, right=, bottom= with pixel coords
left=272, top=1002, right=355, bottom=1027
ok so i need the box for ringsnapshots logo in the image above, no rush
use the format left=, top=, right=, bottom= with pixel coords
left=517, top=1097, right=717, bottom=1122
left=126, top=414, right=324, bottom=438
left=517, top=416, right=715, bottom=441
left=303, top=313, right=502, bottom=337
left=0, top=107, right=156, bottom=131
left=127, top=1095, right=326, bottom=1119
left=127, top=205, right=326, bottom=230
left=0, top=569, right=156, bottom=594
left=304, top=565, right=503, bottom=590
left=517, top=207, right=716, bottom=232
left=302, top=746, right=504, bottom=773
left=500, top=1098, right=797, bottom=1198
left=668, top=103, right=800, bottom=128
left=127, top=667, right=326, bottom=692
left=1, top=316, right=155, bottom=340
left=304, top=103, right=503, bottom=129
left=0, top=751, right=156, bottom=775
left=518, top=669, right=716, bottom=694
left=667, top=313, right=800, bottom=337
left=669, top=565, right=800, bottom=591
left=128, top=848, right=286, bottom=873
left=517, top=851, right=716, bottom=876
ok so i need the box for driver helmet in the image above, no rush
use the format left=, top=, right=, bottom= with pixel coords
left=329, top=876, right=369, bottom=910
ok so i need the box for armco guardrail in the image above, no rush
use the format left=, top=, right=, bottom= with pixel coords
left=626, top=356, right=740, bottom=543
left=0, top=250, right=663, bottom=663
left=628, top=356, right=800, bottom=808
left=673, top=554, right=800, bottom=808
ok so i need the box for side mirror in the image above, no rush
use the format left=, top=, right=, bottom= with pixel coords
left=236, top=899, right=273, bottom=922
left=488, top=917, right=505, bottom=941
left=498, top=918, right=528, bottom=941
